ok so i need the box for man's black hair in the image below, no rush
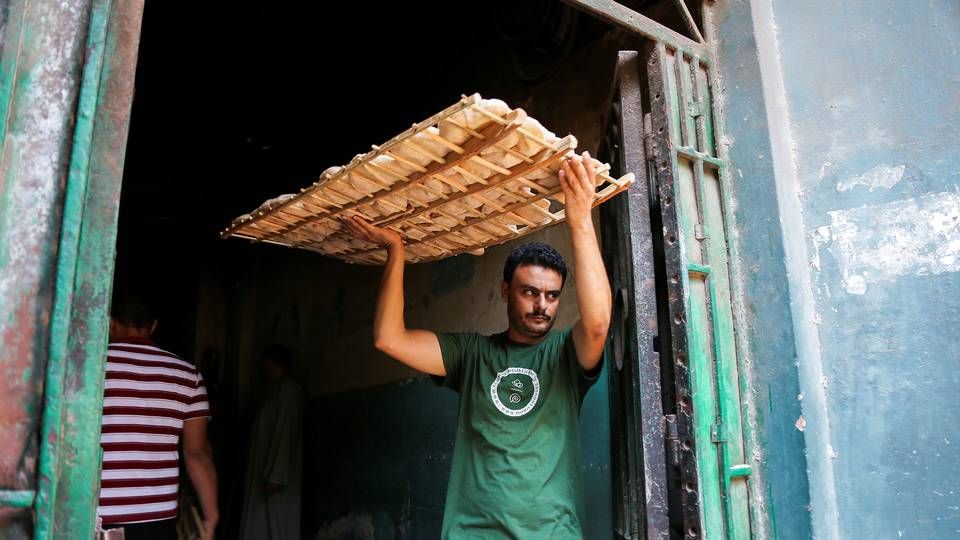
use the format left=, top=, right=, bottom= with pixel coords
left=263, top=343, right=293, bottom=371
left=110, top=287, right=156, bottom=330
left=502, top=242, right=568, bottom=286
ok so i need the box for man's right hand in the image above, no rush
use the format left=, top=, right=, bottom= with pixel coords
left=343, top=216, right=403, bottom=249
left=343, top=214, right=445, bottom=376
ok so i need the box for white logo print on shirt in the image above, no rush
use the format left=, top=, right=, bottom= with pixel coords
left=490, top=367, right=541, bottom=417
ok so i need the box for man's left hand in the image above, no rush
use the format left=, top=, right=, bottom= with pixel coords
left=559, top=151, right=598, bottom=225
left=201, top=514, right=218, bottom=540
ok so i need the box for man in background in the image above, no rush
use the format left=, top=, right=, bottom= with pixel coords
left=98, top=289, right=218, bottom=539
left=239, top=344, right=304, bottom=540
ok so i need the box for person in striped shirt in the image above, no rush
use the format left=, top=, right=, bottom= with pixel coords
left=98, top=290, right=219, bottom=539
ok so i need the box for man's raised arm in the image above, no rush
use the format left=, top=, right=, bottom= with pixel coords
left=560, top=152, right=612, bottom=372
left=344, top=217, right=446, bottom=376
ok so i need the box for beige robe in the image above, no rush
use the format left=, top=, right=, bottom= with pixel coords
left=239, top=379, right=304, bottom=540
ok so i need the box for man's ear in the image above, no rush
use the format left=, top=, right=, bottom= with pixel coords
left=501, top=281, right=509, bottom=302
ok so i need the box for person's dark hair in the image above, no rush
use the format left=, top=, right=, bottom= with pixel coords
left=110, top=288, right=156, bottom=330
left=263, top=343, right=293, bottom=372
left=502, top=242, right=568, bottom=286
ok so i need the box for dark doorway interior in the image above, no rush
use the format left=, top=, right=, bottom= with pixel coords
left=117, top=2, right=619, bottom=537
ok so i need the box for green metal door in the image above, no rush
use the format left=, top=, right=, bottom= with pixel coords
left=560, top=2, right=758, bottom=537
left=0, top=1, right=143, bottom=537
left=645, top=42, right=752, bottom=539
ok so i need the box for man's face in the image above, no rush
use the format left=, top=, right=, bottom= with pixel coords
left=262, top=357, right=285, bottom=381
left=502, top=264, right=563, bottom=341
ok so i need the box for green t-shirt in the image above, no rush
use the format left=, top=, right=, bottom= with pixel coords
left=435, top=327, right=600, bottom=539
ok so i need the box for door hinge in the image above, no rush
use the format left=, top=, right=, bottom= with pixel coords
left=642, top=112, right=657, bottom=157
left=688, top=99, right=706, bottom=118
left=694, top=224, right=707, bottom=240
left=711, top=421, right=727, bottom=444
left=665, top=414, right=681, bottom=466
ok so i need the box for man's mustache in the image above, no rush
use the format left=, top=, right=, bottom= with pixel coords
left=525, top=312, right=551, bottom=320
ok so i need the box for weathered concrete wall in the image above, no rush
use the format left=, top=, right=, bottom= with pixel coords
left=715, top=0, right=960, bottom=537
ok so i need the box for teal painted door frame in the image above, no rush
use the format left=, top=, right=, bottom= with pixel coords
left=0, top=0, right=143, bottom=537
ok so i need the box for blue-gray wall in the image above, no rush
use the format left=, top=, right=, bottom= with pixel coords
left=715, top=0, right=960, bottom=537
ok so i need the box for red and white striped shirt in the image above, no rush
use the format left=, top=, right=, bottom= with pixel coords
left=97, top=337, right=209, bottom=525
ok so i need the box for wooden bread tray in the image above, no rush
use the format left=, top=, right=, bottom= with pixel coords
left=222, top=94, right=634, bottom=264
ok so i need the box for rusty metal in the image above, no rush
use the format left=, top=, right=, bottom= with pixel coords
left=35, top=0, right=145, bottom=537
left=0, top=0, right=142, bottom=536
left=600, top=50, right=670, bottom=539
left=0, top=0, right=97, bottom=535
left=671, top=0, right=706, bottom=44
left=560, top=0, right=709, bottom=61
left=646, top=42, right=705, bottom=539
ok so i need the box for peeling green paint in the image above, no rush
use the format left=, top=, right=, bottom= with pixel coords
left=0, top=0, right=142, bottom=537
left=656, top=42, right=754, bottom=538
left=0, top=2, right=97, bottom=537
left=37, top=0, right=143, bottom=536
left=0, top=490, right=35, bottom=509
